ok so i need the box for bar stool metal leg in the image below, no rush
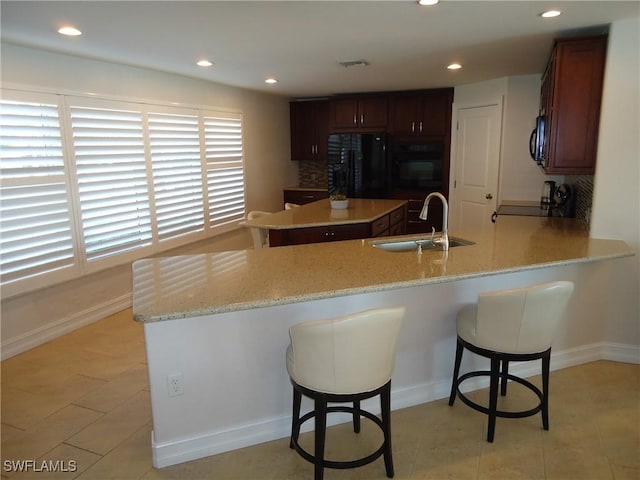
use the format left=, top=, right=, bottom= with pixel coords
left=314, top=396, right=327, bottom=480
left=542, top=351, right=551, bottom=430
left=449, top=338, right=464, bottom=406
left=487, top=357, right=500, bottom=442
left=381, top=383, right=394, bottom=478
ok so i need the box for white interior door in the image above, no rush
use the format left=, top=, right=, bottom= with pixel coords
left=450, top=103, right=502, bottom=232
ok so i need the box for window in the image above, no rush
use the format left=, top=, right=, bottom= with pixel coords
left=0, top=89, right=245, bottom=298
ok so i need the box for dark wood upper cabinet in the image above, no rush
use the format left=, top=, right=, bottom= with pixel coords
left=290, top=99, right=329, bottom=161
left=388, top=89, right=453, bottom=138
left=329, top=95, right=388, bottom=132
left=542, top=35, right=607, bottom=175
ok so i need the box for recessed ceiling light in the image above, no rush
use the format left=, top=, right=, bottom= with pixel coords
left=197, top=60, right=213, bottom=67
left=418, top=0, right=439, bottom=5
left=447, top=63, right=462, bottom=70
left=265, top=78, right=277, bottom=84
left=58, top=26, right=82, bottom=36
left=541, top=10, right=562, bottom=18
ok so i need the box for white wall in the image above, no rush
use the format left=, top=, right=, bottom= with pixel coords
left=501, top=75, right=564, bottom=201
left=0, top=44, right=294, bottom=358
left=590, top=17, right=640, bottom=345
left=452, top=76, right=564, bottom=206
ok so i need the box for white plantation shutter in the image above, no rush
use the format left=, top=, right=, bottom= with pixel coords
left=69, top=103, right=153, bottom=262
left=148, top=111, right=204, bottom=241
left=0, top=96, right=78, bottom=290
left=1, top=89, right=246, bottom=297
left=204, top=114, right=245, bottom=229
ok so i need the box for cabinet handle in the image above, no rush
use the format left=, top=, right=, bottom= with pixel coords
left=353, top=115, right=357, bottom=125
left=419, top=121, right=423, bottom=132
left=411, top=122, right=415, bottom=133
left=302, top=195, right=315, bottom=199
left=360, top=114, right=364, bottom=125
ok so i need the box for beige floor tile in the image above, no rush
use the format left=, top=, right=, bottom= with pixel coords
left=543, top=446, right=614, bottom=480
left=75, top=423, right=153, bottom=480
left=1, top=405, right=102, bottom=472
left=541, top=417, right=604, bottom=452
left=8, top=443, right=102, bottom=480
left=0, top=423, right=24, bottom=445
left=597, top=404, right=640, bottom=469
left=1, top=387, right=72, bottom=430
left=610, top=463, right=640, bottom=480
left=73, top=363, right=149, bottom=413
left=2, top=308, right=639, bottom=480
left=66, top=390, right=151, bottom=455
left=478, top=442, right=546, bottom=480
left=2, top=359, right=106, bottom=400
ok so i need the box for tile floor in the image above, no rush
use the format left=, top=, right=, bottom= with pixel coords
left=1, top=309, right=639, bottom=480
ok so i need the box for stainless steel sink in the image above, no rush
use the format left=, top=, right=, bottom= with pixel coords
left=370, top=236, right=475, bottom=252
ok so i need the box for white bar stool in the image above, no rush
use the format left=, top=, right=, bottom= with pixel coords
left=246, top=210, right=271, bottom=249
left=286, top=307, right=405, bottom=480
left=448, top=281, right=574, bottom=442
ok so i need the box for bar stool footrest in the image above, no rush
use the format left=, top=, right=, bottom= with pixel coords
left=456, top=370, right=544, bottom=419
left=291, top=406, right=386, bottom=470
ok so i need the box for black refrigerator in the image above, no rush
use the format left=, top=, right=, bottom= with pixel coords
left=327, top=133, right=388, bottom=198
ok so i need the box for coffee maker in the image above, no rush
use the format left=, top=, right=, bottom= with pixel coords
left=540, top=181, right=556, bottom=215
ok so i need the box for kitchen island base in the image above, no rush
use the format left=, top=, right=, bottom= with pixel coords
left=142, top=261, right=628, bottom=468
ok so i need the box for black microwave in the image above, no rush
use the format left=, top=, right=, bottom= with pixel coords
left=529, top=115, right=546, bottom=165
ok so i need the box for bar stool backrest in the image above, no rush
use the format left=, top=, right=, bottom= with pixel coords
left=475, top=281, right=574, bottom=354
left=246, top=210, right=271, bottom=249
left=288, top=307, right=405, bottom=394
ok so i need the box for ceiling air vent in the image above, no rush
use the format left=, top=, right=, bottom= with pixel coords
left=339, top=60, right=370, bottom=68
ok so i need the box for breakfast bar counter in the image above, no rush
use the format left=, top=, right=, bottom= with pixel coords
left=133, top=216, right=634, bottom=468
left=133, top=216, right=632, bottom=323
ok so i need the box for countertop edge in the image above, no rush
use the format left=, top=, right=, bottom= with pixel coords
left=133, top=249, right=634, bottom=323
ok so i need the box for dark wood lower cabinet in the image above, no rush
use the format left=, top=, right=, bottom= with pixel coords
left=268, top=205, right=407, bottom=247
left=283, top=189, right=328, bottom=206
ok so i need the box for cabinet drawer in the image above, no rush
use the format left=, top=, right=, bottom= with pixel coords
left=371, top=214, right=390, bottom=237
left=283, top=189, right=328, bottom=206
left=389, top=222, right=405, bottom=236
left=389, top=206, right=405, bottom=225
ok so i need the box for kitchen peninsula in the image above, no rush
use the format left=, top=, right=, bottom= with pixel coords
left=133, top=217, right=633, bottom=468
left=241, top=198, right=407, bottom=246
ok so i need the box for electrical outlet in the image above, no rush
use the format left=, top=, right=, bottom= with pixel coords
left=167, top=373, right=183, bottom=397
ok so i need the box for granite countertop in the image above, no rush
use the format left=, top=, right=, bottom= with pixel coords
left=133, top=216, right=634, bottom=323
left=241, top=198, right=407, bottom=230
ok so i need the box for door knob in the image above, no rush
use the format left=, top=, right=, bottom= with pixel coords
left=485, top=193, right=493, bottom=199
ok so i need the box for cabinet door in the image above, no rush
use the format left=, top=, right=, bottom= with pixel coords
left=314, top=101, right=330, bottom=160
left=419, top=91, right=451, bottom=136
left=330, top=97, right=360, bottom=130
left=545, top=36, right=606, bottom=174
left=358, top=96, right=388, bottom=129
left=388, top=90, right=452, bottom=137
left=388, top=94, right=420, bottom=135
left=290, top=100, right=329, bottom=161
left=329, top=96, right=388, bottom=131
left=290, top=101, right=315, bottom=161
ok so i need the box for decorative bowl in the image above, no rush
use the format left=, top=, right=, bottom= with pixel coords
left=330, top=199, right=349, bottom=210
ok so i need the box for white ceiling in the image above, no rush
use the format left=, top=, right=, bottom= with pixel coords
left=1, top=1, right=638, bottom=98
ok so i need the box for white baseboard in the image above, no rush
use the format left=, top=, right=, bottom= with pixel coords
left=602, top=342, right=640, bottom=364
left=1, top=293, right=132, bottom=360
left=151, top=341, right=635, bottom=468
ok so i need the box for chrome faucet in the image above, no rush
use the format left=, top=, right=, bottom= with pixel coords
left=419, top=192, right=449, bottom=251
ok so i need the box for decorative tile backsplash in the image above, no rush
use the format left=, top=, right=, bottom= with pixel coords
left=571, top=175, right=594, bottom=227
left=298, top=161, right=327, bottom=188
